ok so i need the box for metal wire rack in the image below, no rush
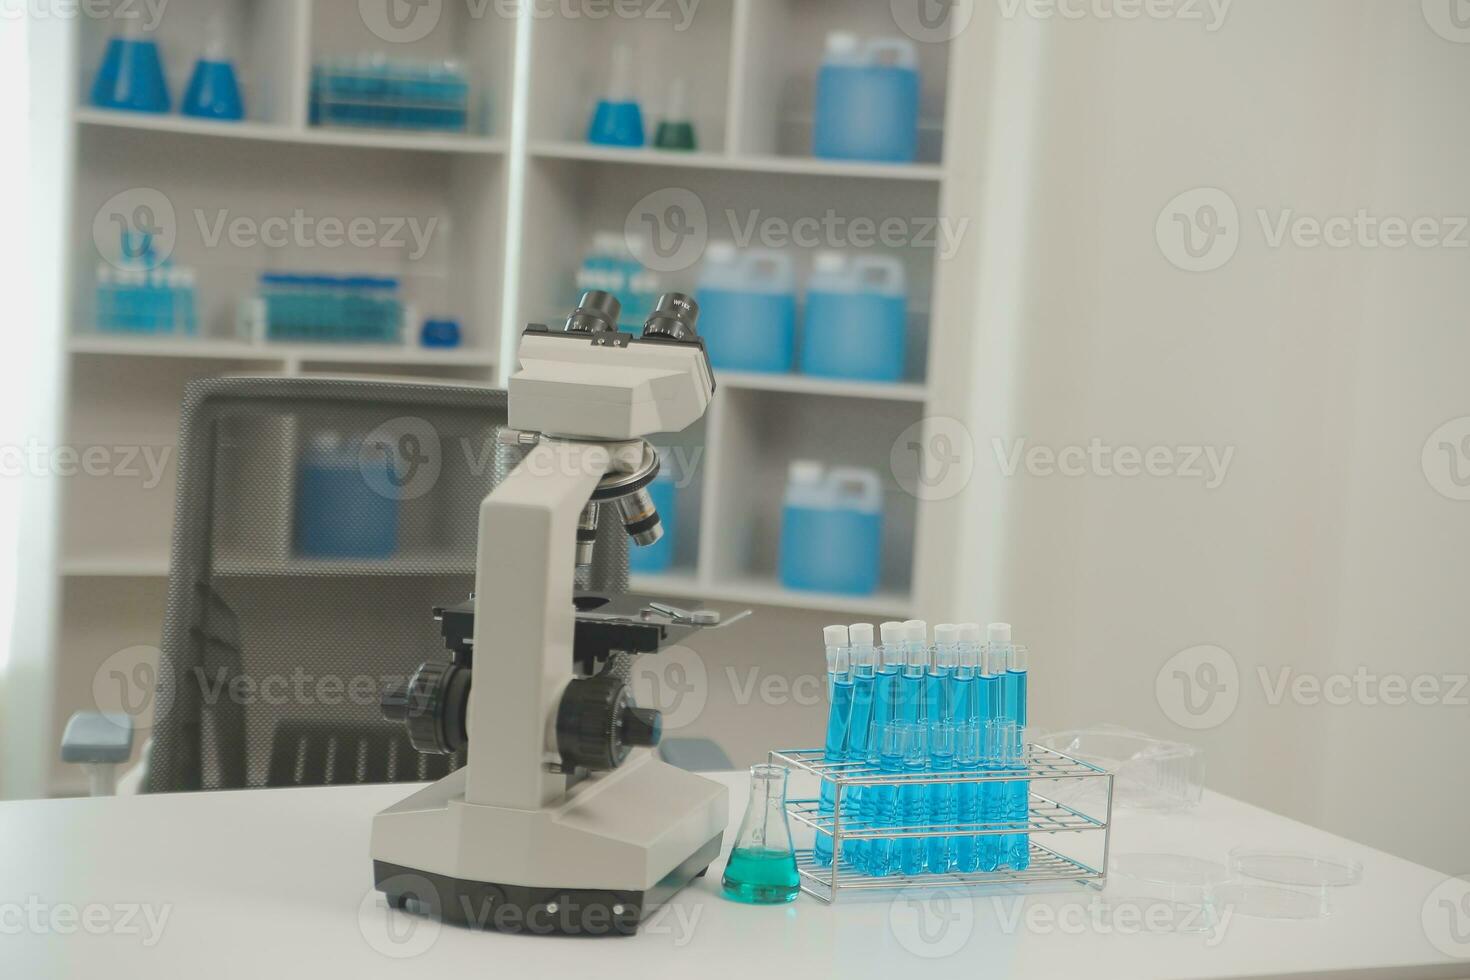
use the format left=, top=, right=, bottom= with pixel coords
left=769, top=744, right=1114, bottom=904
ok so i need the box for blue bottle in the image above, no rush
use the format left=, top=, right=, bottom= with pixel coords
left=697, top=244, right=797, bottom=374
left=801, top=252, right=909, bottom=382
left=977, top=638, right=1005, bottom=871
left=841, top=624, right=877, bottom=870
left=814, top=626, right=853, bottom=867
left=778, top=463, right=883, bottom=596
left=294, top=431, right=399, bottom=559
left=813, top=34, right=921, bottom=163
left=587, top=44, right=645, bottom=147
left=91, top=20, right=171, bottom=114
left=182, top=19, right=245, bottom=121
left=1004, top=638, right=1031, bottom=870
left=859, top=623, right=905, bottom=875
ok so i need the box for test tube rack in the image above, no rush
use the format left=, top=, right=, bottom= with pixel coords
left=769, top=744, right=1114, bottom=904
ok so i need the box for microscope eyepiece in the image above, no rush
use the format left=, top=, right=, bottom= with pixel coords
left=564, top=290, right=622, bottom=335
left=641, top=292, right=700, bottom=343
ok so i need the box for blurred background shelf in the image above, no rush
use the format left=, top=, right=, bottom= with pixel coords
left=75, top=108, right=508, bottom=154
left=48, top=0, right=974, bottom=794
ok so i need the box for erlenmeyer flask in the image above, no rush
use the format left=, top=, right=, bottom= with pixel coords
left=721, top=764, right=800, bottom=904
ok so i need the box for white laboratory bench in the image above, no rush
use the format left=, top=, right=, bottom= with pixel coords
left=3, top=770, right=1465, bottom=979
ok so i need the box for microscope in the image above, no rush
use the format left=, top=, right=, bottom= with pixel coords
left=371, top=291, right=731, bottom=936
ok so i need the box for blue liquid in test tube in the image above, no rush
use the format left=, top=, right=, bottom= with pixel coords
left=842, top=624, right=877, bottom=871
left=950, top=624, right=982, bottom=871
left=925, top=624, right=961, bottom=872
left=872, top=721, right=905, bottom=876
left=860, top=623, right=906, bottom=875
left=977, top=636, right=1005, bottom=871
left=898, top=722, right=928, bottom=875
left=1004, top=640, right=1031, bottom=870
left=814, top=625, right=852, bottom=867
left=895, top=621, right=928, bottom=876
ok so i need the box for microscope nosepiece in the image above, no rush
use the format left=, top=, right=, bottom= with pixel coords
left=615, top=486, right=664, bottom=548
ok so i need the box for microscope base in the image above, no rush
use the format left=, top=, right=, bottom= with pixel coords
left=373, top=834, right=720, bottom=937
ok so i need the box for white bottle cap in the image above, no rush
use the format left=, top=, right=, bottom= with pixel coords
left=934, top=623, right=960, bottom=645
left=812, top=250, right=846, bottom=275
left=823, top=624, right=850, bottom=648
left=848, top=623, right=875, bottom=646
left=957, top=622, right=982, bottom=644
left=788, top=459, right=824, bottom=484
left=987, top=623, right=1012, bottom=645
left=825, top=31, right=860, bottom=56
left=879, top=621, right=905, bottom=645
left=904, top=620, right=927, bottom=644
left=705, top=241, right=737, bottom=263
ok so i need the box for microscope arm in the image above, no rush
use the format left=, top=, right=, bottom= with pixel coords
left=465, top=438, right=612, bottom=810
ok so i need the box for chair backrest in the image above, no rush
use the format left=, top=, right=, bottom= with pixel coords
left=145, top=375, right=629, bottom=792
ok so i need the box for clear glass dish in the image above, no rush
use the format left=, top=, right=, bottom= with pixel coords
left=1034, top=725, right=1204, bottom=810
left=1228, top=847, right=1364, bottom=888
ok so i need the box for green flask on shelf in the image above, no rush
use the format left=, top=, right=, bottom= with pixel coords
left=654, top=79, right=697, bottom=151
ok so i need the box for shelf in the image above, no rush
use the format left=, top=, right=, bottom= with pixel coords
left=68, top=335, right=496, bottom=368
left=62, top=556, right=169, bottom=578
left=717, top=372, right=929, bottom=403
left=529, top=141, right=945, bottom=182
left=75, top=109, right=506, bottom=155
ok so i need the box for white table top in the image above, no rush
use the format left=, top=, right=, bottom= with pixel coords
left=4, top=771, right=1466, bottom=980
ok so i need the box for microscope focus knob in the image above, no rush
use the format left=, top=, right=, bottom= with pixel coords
left=381, top=661, right=470, bottom=756
left=556, top=674, right=662, bottom=772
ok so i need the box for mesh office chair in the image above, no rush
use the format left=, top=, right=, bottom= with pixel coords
left=64, top=375, right=642, bottom=793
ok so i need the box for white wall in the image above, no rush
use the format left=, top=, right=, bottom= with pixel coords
left=953, top=0, right=1470, bottom=874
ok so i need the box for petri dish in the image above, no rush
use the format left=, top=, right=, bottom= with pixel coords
left=1110, top=854, right=1231, bottom=933
left=1228, top=847, right=1364, bottom=889
left=1213, top=879, right=1331, bottom=920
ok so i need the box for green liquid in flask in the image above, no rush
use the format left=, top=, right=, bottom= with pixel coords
left=721, top=846, right=800, bottom=905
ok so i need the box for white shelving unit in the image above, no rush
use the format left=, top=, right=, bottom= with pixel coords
left=48, top=0, right=988, bottom=793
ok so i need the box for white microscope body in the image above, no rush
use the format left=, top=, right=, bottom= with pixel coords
left=370, top=293, right=729, bottom=936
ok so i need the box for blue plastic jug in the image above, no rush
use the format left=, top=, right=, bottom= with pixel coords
left=802, top=252, right=909, bottom=382
left=697, top=245, right=798, bottom=374
left=813, top=36, right=920, bottom=163
left=779, top=462, right=883, bottom=596
left=294, top=432, right=399, bottom=559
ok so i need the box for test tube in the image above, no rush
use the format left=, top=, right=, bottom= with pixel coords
left=952, top=719, right=982, bottom=872
left=897, top=620, right=928, bottom=725
left=898, top=722, right=929, bottom=876
left=859, top=623, right=906, bottom=875
left=926, top=720, right=957, bottom=873
left=870, top=720, right=906, bottom=876
left=814, top=625, right=852, bottom=867
left=1006, top=641, right=1031, bottom=870
left=843, top=623, right=877, bottom=871
left=978, top=636, right=1007, bottom=872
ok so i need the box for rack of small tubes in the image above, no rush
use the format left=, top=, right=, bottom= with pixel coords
left=770, top=621, right=1114, bottom=903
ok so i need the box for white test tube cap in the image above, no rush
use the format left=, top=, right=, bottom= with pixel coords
left=879, top=621, right=904, bottom=644
left=957, top=622, right=982, bottom=644
left=903, top=620, right=928, bottom=643
left=934, top=624, right=960, bottom=646
left=848, top=623, right=875, bottom=647
left=823, top=625, right=850, bottom=648
left=987, top=622, right=1012, bottom=645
